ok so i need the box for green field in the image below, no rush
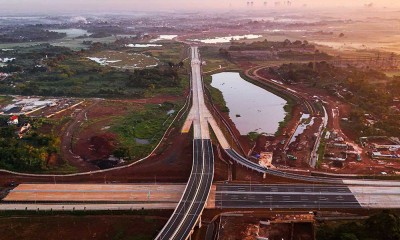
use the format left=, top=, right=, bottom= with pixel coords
left=0, top=95, right=13, bottom=107
left=88, top=50, right=158, bottom=69
left=138, top=42, right=188, bottom=63
left=111, top=102, right=183, bottom=160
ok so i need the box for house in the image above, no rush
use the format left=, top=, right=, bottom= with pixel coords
left=0, top=72, right=9, bottom=78
left=8, top=115, right=18, bottom=125
left=18, top=123, right=31, bottom=139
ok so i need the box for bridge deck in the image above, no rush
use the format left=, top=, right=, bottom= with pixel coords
left=156, top=47, right=214, bottom=240
left=4, top=184, right=185, bottom=202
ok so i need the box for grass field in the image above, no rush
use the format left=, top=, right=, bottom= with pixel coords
left=0, top=95, right=13, bottom=107
left=139, top=42, right=188, bottom=63
left=203, top=75, right=229, bottom=112
left=88, top=50, right=158, bottom=69
left=111, top=102, right=183, bottom=160
left=199, top=46, right=237, bottom=73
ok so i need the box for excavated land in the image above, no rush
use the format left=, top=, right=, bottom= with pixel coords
left=63, top=97, right=183, bottom=171
left=253, top=66, right=400, bottom=175
left=217, top=215, right=314, bottom=240
left=0, top=132, right=193, bottom=187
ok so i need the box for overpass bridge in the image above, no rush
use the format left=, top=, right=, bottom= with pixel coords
left=155, top=47, right=215, bottom=240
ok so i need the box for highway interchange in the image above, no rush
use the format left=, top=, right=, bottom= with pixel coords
left=2, top=46, right=400, bottom=240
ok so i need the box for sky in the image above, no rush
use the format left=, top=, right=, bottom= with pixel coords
left=1, top=0, right=400, bottom=14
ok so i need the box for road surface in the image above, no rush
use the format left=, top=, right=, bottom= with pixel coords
left=215, top=184, right=360, bottom=209
left=156, top=47, right=214, bottom=240
left=3, top=184, right=185, bottom=203
left=212, top=184, right=400, bottom=209
left=0, top=203, right=177, bottom=211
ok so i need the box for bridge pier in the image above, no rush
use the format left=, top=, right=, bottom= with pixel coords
left=198, top=215, right=202, bottom=228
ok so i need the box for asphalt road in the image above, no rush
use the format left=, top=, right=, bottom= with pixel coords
left=174, top=139, right=214, bottom=240
left=225, top=148, right=342, bottom=184
left=156, top=47, right=214, bottom=240
left=224, top=149, right=400, bottom=186
left=215, top=184, right=361, bottom=209
left=156, top=139, right=205, bottom=239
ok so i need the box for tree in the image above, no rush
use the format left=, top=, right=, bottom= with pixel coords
left=339, top=233, right=359, bottom=240
left=113, top=146, right=130, bottom=159
left=283, top=39, right=291, bottom=46
left=366, top=210, right=400, bottom=240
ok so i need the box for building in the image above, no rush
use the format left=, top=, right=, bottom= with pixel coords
left=7, top=115, right=18, bottom=125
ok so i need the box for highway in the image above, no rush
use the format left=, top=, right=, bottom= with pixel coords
left=3, top=184, right=185, bottom=203
left=156, top=47, right=214, bottom=240
left=213, top=183, right=400, bottom=209
left=215, top=184, right=361, bottom=209
left=2, top=45, right=400, bottom=240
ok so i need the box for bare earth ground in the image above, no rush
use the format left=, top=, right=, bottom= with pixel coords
left=255, top=67, right=400, bottom=175
left=46, top=95, right=182, bottom=172
left=0, top=132, right=192, bottom=187
left=217, top=214, right=313, bottom=240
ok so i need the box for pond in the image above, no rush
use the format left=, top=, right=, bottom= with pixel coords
left=211, top=72, right=287, bottom=135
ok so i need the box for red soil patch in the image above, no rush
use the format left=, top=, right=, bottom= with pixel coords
left=75, top=133, right=117, bottom=161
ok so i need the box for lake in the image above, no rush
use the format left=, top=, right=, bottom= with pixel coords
left=211, top=72, right=287, bottom=135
